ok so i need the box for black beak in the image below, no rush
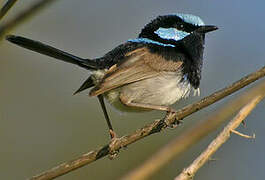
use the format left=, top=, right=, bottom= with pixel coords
left=196, top=25, right=218, bottom=34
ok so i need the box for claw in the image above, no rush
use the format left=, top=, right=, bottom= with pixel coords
left=163, top=108, right=184, bottom=129
left=109, top=129, right=117, bottom=139
left=163, top=109, right=178, bottom=128
left=108, top=130, right=120, bottom=159
left=168, top=118, right=183, bottom=129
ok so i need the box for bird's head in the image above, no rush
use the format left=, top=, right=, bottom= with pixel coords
left=136, top=14, right=218, bottom=47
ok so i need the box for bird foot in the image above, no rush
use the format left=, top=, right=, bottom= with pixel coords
left=167, top=119, right=183, bottom=129
left=164, top=109, right=183, bottom=129
left=108, top=130, right=120, bottom=159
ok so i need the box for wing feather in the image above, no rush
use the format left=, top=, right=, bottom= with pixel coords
left=89, top=47, right=183, bottom=96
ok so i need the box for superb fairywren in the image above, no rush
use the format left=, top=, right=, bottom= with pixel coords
left=6, top=14, right=218, bottom=139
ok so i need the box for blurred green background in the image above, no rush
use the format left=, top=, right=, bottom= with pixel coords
left=0, top=0, right=264, bottom=179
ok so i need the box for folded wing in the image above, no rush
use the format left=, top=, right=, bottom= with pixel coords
left=90, top=47, right=183, bottom=96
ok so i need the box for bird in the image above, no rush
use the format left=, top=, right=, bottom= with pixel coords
left=6, top=13, right=218, bottom=140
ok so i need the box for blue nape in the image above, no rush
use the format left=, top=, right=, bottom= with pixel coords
left=154, top=28, right=190, bottom=42
left=175, top=13, right=205, bottom=26
left=128, top=38, right=175, bottom=47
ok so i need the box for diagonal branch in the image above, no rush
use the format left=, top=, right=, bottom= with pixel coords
left=29, top=66, right=265, bottom=180
left=0, top=0, right=56, bottom=39
left=121, top=78, right=265, bottom=180
left=175, top=95, right=264, bottom=180
left=0, top=0, right=18, bottom=20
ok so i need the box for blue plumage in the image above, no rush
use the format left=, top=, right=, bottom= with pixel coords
left=175, top=13, right=205, bottom=26
left=154, top=27, right=190, bottom=42
left=128, top=38, right=175, bottom=47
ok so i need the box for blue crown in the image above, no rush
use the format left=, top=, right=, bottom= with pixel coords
left=175, top=13, right=205, bottom=26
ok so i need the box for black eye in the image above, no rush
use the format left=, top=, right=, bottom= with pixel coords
left=176, top=23, right=184, bottom=30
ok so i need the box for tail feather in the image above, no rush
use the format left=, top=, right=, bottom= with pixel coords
left=6, top=35, right=98, bottom=70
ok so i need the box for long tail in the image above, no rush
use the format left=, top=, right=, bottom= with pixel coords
left=6, top=35, right=99, bottom=70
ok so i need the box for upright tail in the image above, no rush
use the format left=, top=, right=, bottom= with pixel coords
left=6, top=35, right=99, bottom=70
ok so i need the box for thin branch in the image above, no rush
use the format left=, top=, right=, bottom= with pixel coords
left=0, top=0, right=56, bottom=39
left=230, top=129, right=255, bottom=139
left=175, top=95, right=263, bottom=180
left=121, top=79, right=265, bottom=180
left=29, top=66, right=265, bottom=180
left=0, top=0, right=18, bottom=20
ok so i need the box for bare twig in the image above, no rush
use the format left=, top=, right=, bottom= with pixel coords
left=0, top=0, right=18, bottom=20
left=121, top=79, right=265, bottom=180
left=0, top=0, right=56, bottom=39
left=175, top=96, right=263, bottom=180
left=29, top=66, right=265, bottom=180
left=230, top=129, right=255, bottom=139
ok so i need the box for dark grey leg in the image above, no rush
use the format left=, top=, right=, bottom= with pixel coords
left=97, top=95, right=117, bottom=139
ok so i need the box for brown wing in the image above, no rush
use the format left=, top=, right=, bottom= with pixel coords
left=89, top=47, right=183, bottom=96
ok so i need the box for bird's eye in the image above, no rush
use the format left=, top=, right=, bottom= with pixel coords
left=176, top=24, right=184, bottom=30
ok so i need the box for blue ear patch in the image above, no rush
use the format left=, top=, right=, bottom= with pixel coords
left=175, top=13, right=205, bottom=26
left=154, top=27, right=190, bottom=42
left=128, top=38, right=175, bottom=47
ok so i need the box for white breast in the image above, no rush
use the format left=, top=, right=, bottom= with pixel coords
left=104, top=71, right=195, bottom=112
left=122, top=71, right=192, bottom=105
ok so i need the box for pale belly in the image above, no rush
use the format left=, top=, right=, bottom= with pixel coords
left=104, top=71, right=194, bottom=112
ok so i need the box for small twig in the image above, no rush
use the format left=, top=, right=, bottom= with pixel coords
left=230, top=129, right=255, bottom=139
left=175, top=95, right=263, bottom=180
left=121, top=79, right=265, bottom=180
left=208, top=157, right=219, bottom=162
left=0, top=0, right=56, bottom=39
left=29, top=67, right=265, bottom=180
left=0, top=0, right=18, bottom=20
